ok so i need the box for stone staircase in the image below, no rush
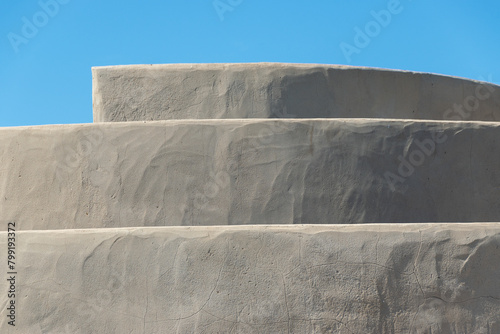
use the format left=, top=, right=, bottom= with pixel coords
left=1, top=63, right=500, bottom=333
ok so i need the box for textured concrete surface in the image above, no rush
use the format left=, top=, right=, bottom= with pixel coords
left=1, top=224, right=499, bottom=333
left=2, top=119, right=500, bottom=229
left=3, top=62, right=500, bottom=334
left=92, top=63, right=500, bottom=122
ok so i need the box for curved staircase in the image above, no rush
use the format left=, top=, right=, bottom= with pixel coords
left=1, top=63, right=500, bottom=333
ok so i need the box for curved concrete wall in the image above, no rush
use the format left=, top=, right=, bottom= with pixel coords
left=92, top=63, right=500, bottom=122
left=2, top=224, right=499, bottom=333
left=3, top=63, right=500, bottom=333
left=3, top=119, right=500, bottom=230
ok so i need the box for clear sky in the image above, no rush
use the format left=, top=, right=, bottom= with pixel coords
left=1, top=0, right=499, bottom=127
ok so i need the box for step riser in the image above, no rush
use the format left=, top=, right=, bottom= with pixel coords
left=92, top=63, right=500, bottom=122
left=2, top=119, right=500, bottom=229
left=1, top=224, right=499, bottom=333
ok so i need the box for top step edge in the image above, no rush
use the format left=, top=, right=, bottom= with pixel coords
left=92, top=63, right=500, bottom=123
left=5, top=117, right=500, bottom=131
left=3, top=222, right=500, bottom=235
left=91, top=63, right=497, bottom=85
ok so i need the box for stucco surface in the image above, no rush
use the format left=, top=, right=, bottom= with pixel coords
left=3, top=63, right=500, bottom=333
left=1, top=224, right=499, bottom=333
left=2, top=119, right=500, bottom=229
left=92, top=63, right=500, bottom=122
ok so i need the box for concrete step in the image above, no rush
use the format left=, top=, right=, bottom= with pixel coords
left=1, top=223, right=499, bottom=333
left=2, top=119, right=500, bottom=230
left=92, top=63, right=500, bottom=122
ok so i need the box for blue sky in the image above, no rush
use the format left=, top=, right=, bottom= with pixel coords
left=1, top=0, right=499, bottom=127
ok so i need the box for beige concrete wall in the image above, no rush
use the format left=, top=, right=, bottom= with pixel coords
left=93, top=63, right=500, bottom=122
left=2, top=119, right=500, bottom=230
left=1, top=224, right=499, bottom=333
